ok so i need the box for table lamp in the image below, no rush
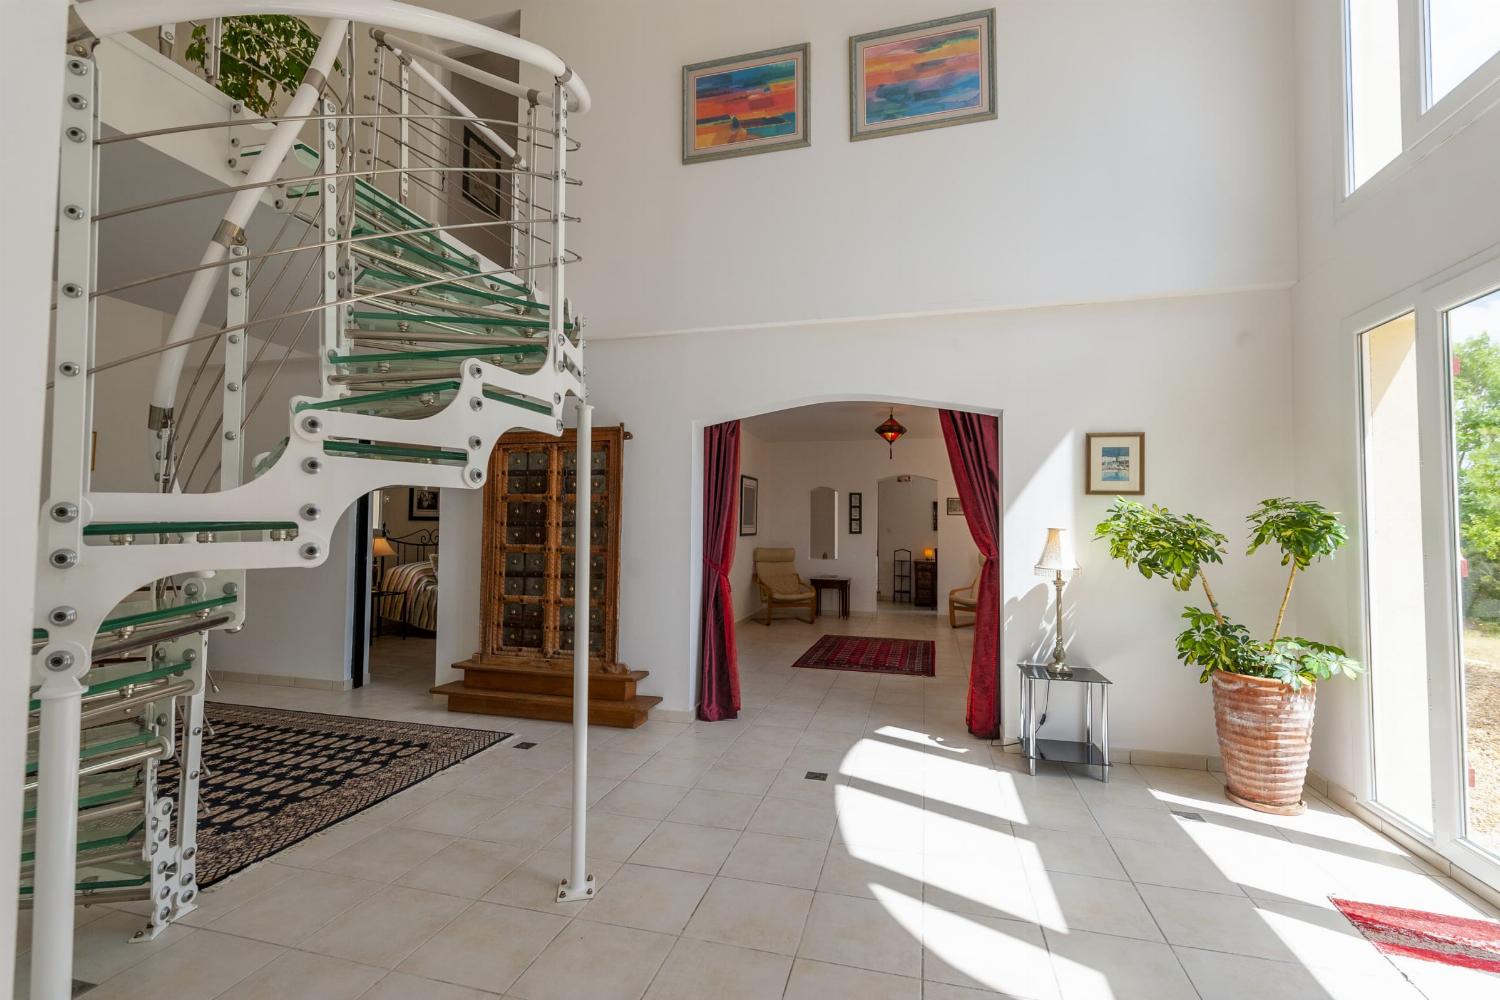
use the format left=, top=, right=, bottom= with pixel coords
left=372, top=533, right=396, bottom=588
left=1034, top=528, right=1079, bottom=678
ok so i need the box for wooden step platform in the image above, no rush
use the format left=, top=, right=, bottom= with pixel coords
left=432, top=660, right=659, bottom=729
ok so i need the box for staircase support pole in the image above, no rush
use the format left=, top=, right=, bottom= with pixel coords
left=554, top=75, right=592, bottom=902
left=561, top=398, right=593, bottom=902
left=31, top=681, right=84, bottom=1000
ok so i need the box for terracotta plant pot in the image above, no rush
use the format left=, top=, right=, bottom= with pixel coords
left=1211, top=671, right=1316, bottom=816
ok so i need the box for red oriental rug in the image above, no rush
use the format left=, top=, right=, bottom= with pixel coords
left=793, top=635, right=935, bottom=677
left=1331, top=897, right=1500, bottom=973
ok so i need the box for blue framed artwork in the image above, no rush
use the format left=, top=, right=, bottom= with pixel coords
left=1086, top=433, right=1145, bottom=495
left=683, top=43, right=811, bottom=164
left=849, top=9, right=997, bottom=141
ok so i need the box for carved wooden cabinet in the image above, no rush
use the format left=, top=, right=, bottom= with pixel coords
left=913, top=558, right=938, bottom=609
left=477, top=426, right=625, bottom=669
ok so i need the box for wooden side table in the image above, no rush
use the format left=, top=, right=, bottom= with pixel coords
left=809, top=576, right=850, bottom=618
left=1018, top=660, right=1112, bottom=782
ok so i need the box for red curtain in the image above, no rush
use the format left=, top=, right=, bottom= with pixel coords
left=698, top=421, right=742, bottom=720
left=940, top=410, right=1001, bottom=738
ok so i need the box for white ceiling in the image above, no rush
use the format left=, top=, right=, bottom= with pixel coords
left=741, top=402, right=942, bottom=444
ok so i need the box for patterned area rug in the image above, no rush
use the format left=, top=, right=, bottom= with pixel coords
left=793, top=635, right=936, bottom=677
left=1332, top=897, right=1500, bottom=973
left=160, top=704, right=506, bottom=887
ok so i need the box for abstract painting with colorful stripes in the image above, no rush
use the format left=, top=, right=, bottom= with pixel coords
left=683, top=43, right=810, bottom=163
left=851, top=10, right=996, bottom=141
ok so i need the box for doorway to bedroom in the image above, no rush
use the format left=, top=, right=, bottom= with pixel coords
left=362, top=485, right=442, bottom=692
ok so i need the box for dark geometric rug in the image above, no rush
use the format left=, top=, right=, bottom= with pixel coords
left=792, top=635, right=936, bottom=677
left=160, top=704, right=507, bottom=887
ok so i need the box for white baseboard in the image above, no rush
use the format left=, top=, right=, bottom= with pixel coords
left=214, top=669, right=351, bottom=692
left=1303, top=767, right=1500, bottom=912
left=649, top=708, right=696, bottom=724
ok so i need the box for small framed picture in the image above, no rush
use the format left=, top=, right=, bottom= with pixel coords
left=461, top=126, right=505, bottom=217
left=849, top=9, right=997, bottom=142
left=409, top=487, right=441, bottom=521
left=683, top=43, right=811, bottom=164
left=739, top=475, right=759, bottom=536
left=1085, top=433, right=1146, bottom=495
left=849, top=492, right=863, bottom=534
left=946, top=497, right=963, bottom=516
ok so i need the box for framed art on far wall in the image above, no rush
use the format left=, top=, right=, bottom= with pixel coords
left=683, top=43, right=810, bottom=164
left=409, top=487, right=441, bottom=521
left=849, top=9, right=996, bottom=141
left=946, top=497, right=963, bottom=515
left=739, top=475, right=759, bottom=536
left=849, top=491, right=862, bottom=534
left=1085, top=432, right=1145, bottom=495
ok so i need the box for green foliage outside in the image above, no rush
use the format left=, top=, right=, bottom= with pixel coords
left=185, top=16, right=335, bottom=117
left=1095, top=497, right=1362, bottom=689
left=1454, top=332, right=1500, bottom=620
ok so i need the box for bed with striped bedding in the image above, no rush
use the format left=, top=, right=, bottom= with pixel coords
left=378, top=559, right=439, bottom=633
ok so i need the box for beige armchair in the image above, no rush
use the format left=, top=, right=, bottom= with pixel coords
left=752, top=548, right=817, bottom=625
left=949, top=563, right=982, bottom=628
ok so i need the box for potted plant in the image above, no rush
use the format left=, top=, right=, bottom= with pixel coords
left=1094, top=497, right=1363, bottom=815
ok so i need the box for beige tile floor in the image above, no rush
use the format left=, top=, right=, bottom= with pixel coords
left=17, top=611, right=1500, bottom=999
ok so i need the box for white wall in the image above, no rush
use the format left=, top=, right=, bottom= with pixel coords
left=450, top=0, right=1299, bottom=335
left=569, top=288, right=1296, bottom=751
left=1290, top=1, right=1500, bottom=793
left=411, top=0, right=1304, bottom=748
left=877, top=475, right=941, bottom=602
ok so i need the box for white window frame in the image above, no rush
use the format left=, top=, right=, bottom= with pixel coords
left=1354, top=246, right=1500, bottom=895
left=1342, top=0, right=1500, bottom=204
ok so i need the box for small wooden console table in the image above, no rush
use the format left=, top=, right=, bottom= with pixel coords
left=809, top=576, right=851, bottom=618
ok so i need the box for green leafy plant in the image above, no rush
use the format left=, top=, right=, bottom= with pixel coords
left=1096, top=498, right=1362, bottom=689
left=185, top=16, right=335, bottom=117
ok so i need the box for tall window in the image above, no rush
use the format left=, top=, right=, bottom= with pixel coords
left=1427, top=0, right=1500, bottom=107
left=1347, top=0, right=1402, bottom=190
left=1345, top=0, right=1500, bottom=194
left=1446, top=287, right=1500, bottom=857
left=1361, top=312, right=1434, bottom=832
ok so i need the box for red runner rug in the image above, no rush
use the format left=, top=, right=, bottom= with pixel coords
left=793, top=635, right=935, bottom=677
left=1331, top=897, right=1500, bottom=973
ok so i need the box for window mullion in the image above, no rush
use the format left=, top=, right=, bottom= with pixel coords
left=1397, top=0, right=1427, bottom=145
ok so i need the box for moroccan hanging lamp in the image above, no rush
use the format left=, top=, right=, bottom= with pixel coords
left=875, top=410, right=907, bottom=459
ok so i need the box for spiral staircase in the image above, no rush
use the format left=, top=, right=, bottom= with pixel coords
left=26, top=3, right=596, bottom=996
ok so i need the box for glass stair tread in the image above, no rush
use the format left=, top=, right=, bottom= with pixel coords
left=29, top=659, right=193, bottom=713
left=357, top=266, right=542, bottom=312
left=352, top=244, right=531, bottom=299
left=253, top=437, right=288, bottom=479
left=240, top=140, right=322, bottom=173
left=333, top=344, right=547, bottom=377
left=307, top=383, right=553, bottom=419
left=25, top=720, right=159, bottom=777
left=323, top=441, right=469, bottom=463
left=351, top=227, right=484, bottom=281
left=83, top=521, right=296, bottom=537
left=24, top=768, right=145, bottom=821
left=348, top=310, right=559, bottom=334
left=19, top=857, right=150, bottom=896
left=99, top=595, right=236, bottom=633
left=21, top=811, right=144, bottom=864
left=353, top=206, right=458, bottom=263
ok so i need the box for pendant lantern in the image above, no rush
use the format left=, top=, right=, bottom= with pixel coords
left=875, top=410, right=907, bottom=459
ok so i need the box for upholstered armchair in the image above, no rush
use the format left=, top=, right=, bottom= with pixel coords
left=949, top=562, right=982, bottom=627
left=752, top=548, right=817, bottom=625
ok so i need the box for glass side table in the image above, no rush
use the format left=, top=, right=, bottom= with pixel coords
left=1018, top=660, right=1112, bottom=782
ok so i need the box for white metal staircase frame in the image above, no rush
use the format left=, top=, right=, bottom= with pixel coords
left=28, top=4, right=600, bottom=997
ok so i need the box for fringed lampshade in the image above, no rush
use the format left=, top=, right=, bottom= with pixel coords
left=874, top=410, right=907, bottom=458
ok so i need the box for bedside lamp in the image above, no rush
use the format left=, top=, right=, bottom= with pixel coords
left=1034, top=528, right=1079, bottom=678
left=372, top=534, right=396, bottom=589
